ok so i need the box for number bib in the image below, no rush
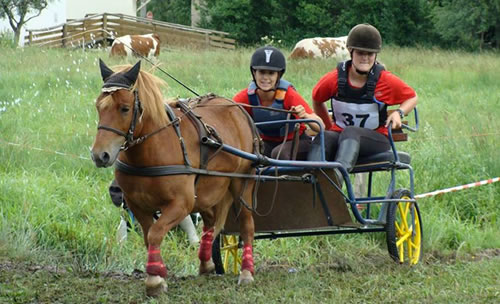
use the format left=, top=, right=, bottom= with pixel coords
left=331, top=98, right=380, bottom=129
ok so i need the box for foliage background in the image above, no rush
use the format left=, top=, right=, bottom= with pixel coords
left=145, top=0, right=191, bottom=26
left=147, top=0, right=500, bottom=51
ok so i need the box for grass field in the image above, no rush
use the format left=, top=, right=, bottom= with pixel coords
left=0, top=44, right=499, bottom=303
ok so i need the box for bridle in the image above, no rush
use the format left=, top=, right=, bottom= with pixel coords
left=97, top=86, right=187, bottom=151
left=97, top=89, right=144, bottom=151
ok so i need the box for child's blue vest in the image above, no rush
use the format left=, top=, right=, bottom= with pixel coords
left=248, top=79, right=295, bottom=138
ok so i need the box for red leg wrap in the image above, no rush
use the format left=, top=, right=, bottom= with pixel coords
left=241, top=243, right=254, bottom=274
left=198, top=226, right=214, bottom=262
left=146, top=245, right=167, bottom=278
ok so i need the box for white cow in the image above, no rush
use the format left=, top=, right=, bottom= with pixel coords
left=289, top=36, right=349, bottom=61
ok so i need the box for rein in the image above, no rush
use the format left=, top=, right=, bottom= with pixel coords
left=97, top=91, right=294, bottom=152
left=96, top=57, right=300, bottom=214
left=114, top=159, right=305, bottom=181
left=97, top=89, right=190, bottom=151
left=104, top=29, right=200, bottom=97
left=98, top=91, right=268, bottom=178
left=196, top=102, right=298, bottom=115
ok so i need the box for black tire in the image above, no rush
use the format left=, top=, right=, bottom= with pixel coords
left=212, top=234, right=225, bottom=274
left=211, top=234, right=242, bottom=275
left=386, top=189, right=423, bottom=265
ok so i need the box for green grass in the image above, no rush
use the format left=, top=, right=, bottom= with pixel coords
left=0, top=45, right=499, bottom=303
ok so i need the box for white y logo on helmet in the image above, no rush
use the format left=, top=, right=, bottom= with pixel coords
left=264, top=50, right=273, bottom=63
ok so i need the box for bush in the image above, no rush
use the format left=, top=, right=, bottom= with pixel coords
left=197, top=0, right=499, bottom=50
left=198, top=0, right=436, bottom=48
left=0, top=31, right=16, bottom=48
left=431, top=0, right=500, bottom=50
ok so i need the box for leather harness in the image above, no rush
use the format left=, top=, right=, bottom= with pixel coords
left=98, top=91, right=263, bottom=178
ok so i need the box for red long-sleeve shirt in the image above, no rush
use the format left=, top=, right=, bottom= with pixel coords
left=312, top=67, right=416, bottom=136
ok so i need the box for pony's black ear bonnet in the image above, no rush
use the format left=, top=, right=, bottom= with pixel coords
left=99, top=59, right=141, bottom=92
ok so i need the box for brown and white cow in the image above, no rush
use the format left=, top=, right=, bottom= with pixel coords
left=110, top=33, right=161, bottom=58
left=289, top=36, right=349, bottom=61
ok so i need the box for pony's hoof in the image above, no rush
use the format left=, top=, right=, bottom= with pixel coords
left=238, top=269, right=254, bottom=285
left=199, top=260, right=215, bottom=275
left=145, top=275, right=167, bottom=297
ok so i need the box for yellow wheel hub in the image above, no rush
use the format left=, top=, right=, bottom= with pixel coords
left=394, top=197, right=422, bottom=264
left=221, top=235, right=241, bottom=274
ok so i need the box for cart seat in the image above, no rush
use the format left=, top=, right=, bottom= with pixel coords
left=357, top=151, right=411, bottom=165
left=352, top=151, right=411, bottom=173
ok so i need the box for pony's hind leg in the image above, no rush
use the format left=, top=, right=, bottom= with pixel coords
left=198, top=224, right=216, bottom=275
left=197, top=191, right=234, bottom=275
left=237, top=206, right=255, bottom=285
left=233, top=180, right=255, bottom=285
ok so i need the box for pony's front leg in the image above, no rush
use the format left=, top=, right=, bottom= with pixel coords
left=144, top=244, right=168, bottom=297
left=238, top=207, right=255, bottom=285
left=144, top=205, right=188, bottom=297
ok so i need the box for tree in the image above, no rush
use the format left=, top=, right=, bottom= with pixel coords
left=196, top=0, right=499, bottom=50
left=431, top=0, right=500, bottom=50
left=0, top=0, right=51, bottom=45
left=146, top=0, right=191, bottom=26
left=197, top=0, right=436, bottom=48
left=198, top=0, right=258, bottom=45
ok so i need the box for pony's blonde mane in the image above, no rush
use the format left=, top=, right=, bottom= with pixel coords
left=114, top=65, right=169, bottom=126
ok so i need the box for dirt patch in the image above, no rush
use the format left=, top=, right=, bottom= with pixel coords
left=425, top=248, right=500, bottom=264
left=0, top=259, right=65, bottom=275
left=468, top=248, right=500, bottom=260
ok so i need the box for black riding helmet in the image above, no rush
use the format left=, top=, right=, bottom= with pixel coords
left=250, top=46, right=286, bottom=73
left=346, top=24, right=382, bottom=75
left=346, top=23, right=382, bottom=53
left=250, top=46, right=286, bottom=91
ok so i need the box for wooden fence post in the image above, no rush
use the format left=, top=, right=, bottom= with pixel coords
left=119, top=15, right=124, bottom=37
left=28, top=31, right=33, bottom=45
left=62, top=24, right=67, bottom=47
left=102, top=13, right=108, bottom=47
left=82, top=18, right=88, bottom=46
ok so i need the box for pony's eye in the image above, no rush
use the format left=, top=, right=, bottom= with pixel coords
left=120, top=107, right=130, bottom=113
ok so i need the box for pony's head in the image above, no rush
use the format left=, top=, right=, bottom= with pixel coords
left=91, top=59, right=168, bottom=167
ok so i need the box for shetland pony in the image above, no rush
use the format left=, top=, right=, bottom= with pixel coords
left=91, top=60, right=257, bottom=296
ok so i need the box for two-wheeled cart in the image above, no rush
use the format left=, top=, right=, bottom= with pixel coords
left=210, top=109, right=421, bottom=274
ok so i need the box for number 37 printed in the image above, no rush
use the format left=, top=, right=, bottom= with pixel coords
left=341, top=113, right=370, bottom=127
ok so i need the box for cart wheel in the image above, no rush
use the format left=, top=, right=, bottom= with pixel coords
left=212, top=234, right=242, bottom=275
left=386, top=189, right=423, bottom=265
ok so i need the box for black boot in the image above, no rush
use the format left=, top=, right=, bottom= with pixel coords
left=307, top=131, right=339, bottom=161
left=334, top=138, right=360, bottom=187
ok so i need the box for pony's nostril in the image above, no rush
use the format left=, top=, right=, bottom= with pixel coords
left=101, top=152, right=110, bottom=163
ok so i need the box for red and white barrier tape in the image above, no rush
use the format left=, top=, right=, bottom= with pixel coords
left=415, top=177, right=500, bottom=199
left=1, top=138, right=91, bottom=160
left=2, top=138, right=499, bottom=199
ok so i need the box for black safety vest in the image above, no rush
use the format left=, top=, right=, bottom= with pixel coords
left=331, top=60, right=387, bottom=129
